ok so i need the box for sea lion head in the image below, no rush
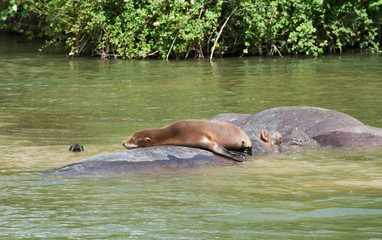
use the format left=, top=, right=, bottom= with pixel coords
left=69, top=144, right=84, bottom=152
left=122, top=130, right=152, bottom=149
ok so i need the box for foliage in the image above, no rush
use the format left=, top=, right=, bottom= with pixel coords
left=1, top=0, right=381, bottom=59
left=227, top=0, right=381, bottom=56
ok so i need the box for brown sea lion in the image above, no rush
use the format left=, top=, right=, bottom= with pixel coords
left=122, top=119, right=252, bottom=162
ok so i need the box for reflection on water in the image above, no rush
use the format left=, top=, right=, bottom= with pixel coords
left=1, top=33, right=382, bottom=239
left=1, top=148, right=382, bottom=239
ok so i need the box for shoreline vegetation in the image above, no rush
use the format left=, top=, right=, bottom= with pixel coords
left=1, top=0, right=381, bottom=60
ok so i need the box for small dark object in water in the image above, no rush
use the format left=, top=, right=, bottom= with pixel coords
left=69, top=144, right=84, bottom=152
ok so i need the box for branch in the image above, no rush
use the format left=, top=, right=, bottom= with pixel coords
left=270, top=44, right=283, bottom=57
left=78, top=36, right=91, bottom=54
left=210, top=6, right=239, bottom=62
left=166, top=31, right=179, bottom=60
left=195, top=5, right=204, bottom=33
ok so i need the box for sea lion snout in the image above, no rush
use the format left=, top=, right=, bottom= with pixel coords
left=122, top=140, right=139, bottom=149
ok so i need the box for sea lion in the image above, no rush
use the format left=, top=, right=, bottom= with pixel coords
left=122, top=119, right=252, bottom=162
left=69, top=144, right=84, bottom=152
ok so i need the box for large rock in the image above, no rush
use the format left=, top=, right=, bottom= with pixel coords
left=54, top=107, right=382, bottom=177
left=241, top=106, right=382, bottom=148
left=54, top=146, right=234, bottom=177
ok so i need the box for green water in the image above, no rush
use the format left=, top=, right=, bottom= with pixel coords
left=1, top=33, right=382, bottom=239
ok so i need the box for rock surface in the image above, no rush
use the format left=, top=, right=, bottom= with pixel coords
left=54, top=146, right=234, bottom=177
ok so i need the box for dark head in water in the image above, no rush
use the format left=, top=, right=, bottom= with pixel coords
left=69, top=144, right=84, bottom=152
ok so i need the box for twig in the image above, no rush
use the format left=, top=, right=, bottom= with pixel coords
left=195, top=6, right=204, bottom=33
left=185, top=45, right=192, bottom=59
left=270, top=44, right=283, bottom=57
left=78, top=37, right=91, bottom=54
left=199, top=44, right=204, bottom=59
left=185, top=5, right=204, bottom=59
left=166, top=31, right=179, bottom=60
left=147, top=50, right=159, bottom=57
left=207, top=29, right=215, bottom=57
left=210, top=6, right=239, bottom=62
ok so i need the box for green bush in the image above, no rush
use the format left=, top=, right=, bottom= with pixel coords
left=1, top=0, right=381, bottom=59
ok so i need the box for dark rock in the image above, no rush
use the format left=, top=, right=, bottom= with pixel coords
left=54, top=146, right=235, bottom=177
left=241, top=106, right=382, bottom=148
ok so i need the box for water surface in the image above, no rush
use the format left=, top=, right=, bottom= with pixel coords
left=1, top=34, right=382, bottom=239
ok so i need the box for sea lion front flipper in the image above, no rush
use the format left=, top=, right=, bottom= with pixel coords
left=243, top=146, right=252, bottom=156
left=208, top=142, right=245, bottom=162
